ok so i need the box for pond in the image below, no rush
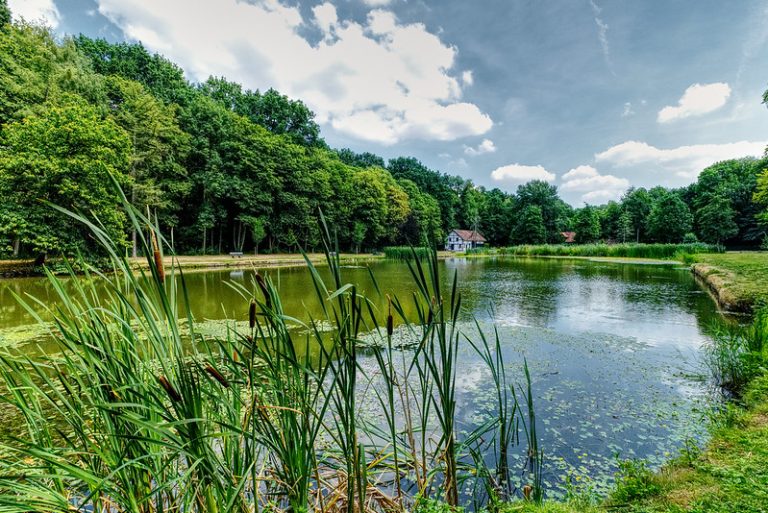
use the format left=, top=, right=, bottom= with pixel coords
left=0, top=256, right=723, bottom=499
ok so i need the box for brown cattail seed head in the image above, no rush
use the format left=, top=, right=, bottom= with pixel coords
left=151, top=231, right=165, bottom=284
left=522, top=485, right=532, bottom=501
left=157, top=375, right=181, bottom=402
left=249, top=300, right=257, bottom=329
left=386, top=295, right=393, bottom=337
left=205, top=365, right=230, bottom=388
left=255, top=273, right=271, bottom=308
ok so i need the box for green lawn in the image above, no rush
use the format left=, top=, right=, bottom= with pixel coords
left=693, top=252, right=768, bottom=311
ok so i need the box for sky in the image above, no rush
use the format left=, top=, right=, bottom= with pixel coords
left=9, top=0, right=768, bottom=205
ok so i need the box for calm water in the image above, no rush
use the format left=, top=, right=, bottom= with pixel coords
left=0, top=256, right=723, bottom=498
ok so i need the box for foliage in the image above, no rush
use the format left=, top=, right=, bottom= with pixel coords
left=512, top=205, right=547, bottom=245
left=574, top=206, right=601, bottom=244
left=383, top=246, right=432, bottom=260
left=499, top=242, right=721, bottom=259
left=0, top=95, right=131, bottom=259
left=1, top=16, right=767, bottom=260
left=696, top=195, right=739, bottom=244
left=705, top=308, right=768, bottom=394
left=647, top=191, right=693, bottom=243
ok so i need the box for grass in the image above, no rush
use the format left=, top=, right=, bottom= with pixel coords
left=496, top=243, right=722, bottom=260
left=692, top=252, right=768, bottom=311
left=0, top=193, right=544, bottom=512
left=383, top=246, right=434, bottom=260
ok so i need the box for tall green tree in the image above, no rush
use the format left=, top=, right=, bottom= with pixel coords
left=647, top=191, right=693, bottom=242
left=621, top=187, right=652, bottom=242
left=515, top=180, right=570, bottom=242
left=692, top=158, right=767, bottom=243
left=696, top=195, right=738, bottom=244
left=574, top=205, right=601, bottom=243
left=511, top=205, right=546, bottom=244
left=0, top=96, right=131, bottom=262
left=105, top=76, right=190, bottom=255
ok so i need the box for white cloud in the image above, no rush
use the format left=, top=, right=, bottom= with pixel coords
left=8, top=0, right=60, bottom=27
left=362, top=0, right=392, bottom=6
left=560, top=165, right=629, bottom=203
left=621, top=102, right=634, bottom=117
left=461, top=70, right=473, bottom=86
left=589, top=0, right=611, bottom=68
left=595, top=140, right=766, bottom=178
left=491, top=164, right=556, bottom=185
left=657, top=82, right=732, bottom=123
left=464, top=138, right=496, bottom=156
left=94, top=0, right=492, bottom=145
left=312, top=3, right=338, bottom=35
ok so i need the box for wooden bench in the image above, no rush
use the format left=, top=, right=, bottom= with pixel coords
left=229, top=252, right=244, bottom=258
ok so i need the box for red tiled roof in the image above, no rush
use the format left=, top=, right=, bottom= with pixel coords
left=450, top=229, right=487, bottom=242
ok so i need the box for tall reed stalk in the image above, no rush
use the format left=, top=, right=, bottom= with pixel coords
left=0, top=187, right=546, bottom=512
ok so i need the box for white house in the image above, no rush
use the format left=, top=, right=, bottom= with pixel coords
left=445, top=229, right=487, bottom=251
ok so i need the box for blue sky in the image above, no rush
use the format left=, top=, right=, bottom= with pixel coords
left=9, top=0, right=768, bottom=204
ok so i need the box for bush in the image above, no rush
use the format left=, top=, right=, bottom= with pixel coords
left=682, top=232, right=699, bottom=244
left=609, top=460, right=663, bottom=504
left=383, top=246, right=432, bottom=260
left=706, top=309, right=768, bottom=395
left=497, top=243, right=722, bottom=260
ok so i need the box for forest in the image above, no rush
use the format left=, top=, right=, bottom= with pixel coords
left=1, top=9, right=768, bottom=262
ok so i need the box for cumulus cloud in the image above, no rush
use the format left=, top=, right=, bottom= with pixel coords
left=657, top=82, right=732, bottom=123
left=621, top=102, right=635, bottom=117
left=94, top=0, right=491, bottom=145
left=362, top=0, right=392, bottom=6
left=560, top=165, right=629, bottom=203
left=464, top=138, right=496, bottom=156
left=595, top=140, right=766, bottom=178
left=491, top=164, right=556, bottom=185
left=8, top=0, right=60, bottom=27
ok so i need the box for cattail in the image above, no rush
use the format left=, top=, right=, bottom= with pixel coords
left=386, top=294, right=393, bottom=337
left=427, top=296, right=436, bottom=325
left=232, top=349, right=239, bottom=363
left=522, top=484, right=532, bottom=501
left=151, top=230, right=165, bottom=284
left=205, top=364, right=230, bottom=388
left=249, top=299, right=257, bottom=329
left=255, top=273, right=271, bottom=308
left=157, top=375, right=181, bottom=402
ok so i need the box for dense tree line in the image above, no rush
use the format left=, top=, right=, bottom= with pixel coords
left=0, top=10, right=767, bottom=262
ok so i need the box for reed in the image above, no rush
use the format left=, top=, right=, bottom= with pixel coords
left=0, top=188, right=546, bottom=512
left=498, top=242, right=722, bottom=259
left=383, top=246, right=432, bottom=260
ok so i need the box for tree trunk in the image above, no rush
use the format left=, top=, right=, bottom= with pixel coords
left=33, top=252, right=46, bottom=267
left=202, top=229, right=207, bottom=255
left=12, top=238, right=20, bottom=258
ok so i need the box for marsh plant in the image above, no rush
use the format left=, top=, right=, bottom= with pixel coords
left=705, top=308, right=768, bottom=395
left=0, top=200, right=543, bottom=513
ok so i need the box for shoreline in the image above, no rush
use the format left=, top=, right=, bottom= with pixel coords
left=1, top=251, right=682, bottom=279
left=691, top=263, right=753, bottom=313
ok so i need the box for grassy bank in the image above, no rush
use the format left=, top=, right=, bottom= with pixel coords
left=491, top=243, right=722, bottom=260
left=692, top=252, right=768, bottom=312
